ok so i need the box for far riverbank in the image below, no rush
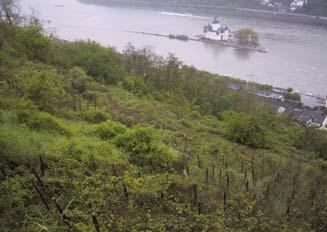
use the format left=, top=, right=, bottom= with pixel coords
left=79, top=0, right=327, bottom=26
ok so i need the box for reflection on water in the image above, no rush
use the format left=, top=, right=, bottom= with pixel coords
left=202, top=42, right=228, bottom=58
left=233, top=49, right=252, bottom=60
left=20, top=0, right=327, bottom=96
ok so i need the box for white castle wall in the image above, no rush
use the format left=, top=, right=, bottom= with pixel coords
left=205, top=30, right=229, bottom=41
left=221, top=31, right=230, bottom=40
left=204, top=18, right=230, bottom=41
left=211, top=23, right=220, bottom=31
left=205, top=31, right=220, bottom=40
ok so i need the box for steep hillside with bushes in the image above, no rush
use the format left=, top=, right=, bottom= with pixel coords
left=1, top=10, right=327, bottom=232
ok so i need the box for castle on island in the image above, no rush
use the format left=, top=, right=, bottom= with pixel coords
left=203, top=17, right=231, bottom=41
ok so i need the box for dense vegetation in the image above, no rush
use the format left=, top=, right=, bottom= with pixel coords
left=234, top=28, right=259, bottom=47
left=283, top=88, right=301, bottom=102
left=1, top=4, right=327, bottom=231
left=302, top=0, right=327, bottom=16
left=80, top=0, right=262, bottom=9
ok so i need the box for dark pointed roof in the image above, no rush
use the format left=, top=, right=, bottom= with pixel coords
left=212, top=17, right=220, bottom=24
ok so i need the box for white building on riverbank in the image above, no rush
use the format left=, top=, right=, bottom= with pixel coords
left=203, top=17, right=231, bottom=41
left=290, top=0, right=308, bottom=11
left=320, top=114, right=327, bottom=130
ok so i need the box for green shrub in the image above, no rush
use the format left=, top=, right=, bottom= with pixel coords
left=13, top=26, right=56, bottom=63
left=122, top=76, right=135, bottom=91
left=60, top=40, right=125, bottom=84
left=115, top=126, right=178, bottom=170
left=22, top=69, right=67, bottom=112
left=116, top=115, right=136, bottom=127
left=209, top=139, right=232, bottom=158
left=151, top=91, right=165, bottom=101
left=0, top=110, right=18, bottom=125
left=188, top=111, right=202, bottom=120
left=222, top=110, right=269, bottom=148
left=284, top=91, right=301, bottom=102
left=122, top=75, right=146, bottom=95
left=115, top=126, right=155, bottom=154
left=17, top=111, right=71, bottom=135
left=295, top=127, right=327, bottom=160
left=81, top=109, right=110, bottom=123
left=93, top=120, right=127, bottom=140
left=0, top=110, right=4, bottom=124
left=0, top=97, right=37, bottom=111
left=180, top=119, right=192, bottom=128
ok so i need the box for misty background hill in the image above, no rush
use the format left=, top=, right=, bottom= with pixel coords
left=79, top=0, right=327, bottom=16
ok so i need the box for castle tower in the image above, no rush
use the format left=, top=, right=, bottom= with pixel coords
left=211, top=17, right=221, bottom=31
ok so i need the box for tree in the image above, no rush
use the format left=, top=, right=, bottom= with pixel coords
left=295, top=127, right=327, bottom=159
left=123, top=43, right=137, bottom=74
left=168, top=91, right=191, bottom=120
left=22, top=69, right=67, bottom=112
left=283, top=91, right=301, bottom=102
left=166, top=53, right=182, bottom=81
left=68, top=67, right=91, bottom=110
left=234, top=28, right=259, bottom=47
left=13, top=26, right=56, bottom=63
left=0, top=0, right=20, bottom=25
left=61, top=40, right=125, bottom=84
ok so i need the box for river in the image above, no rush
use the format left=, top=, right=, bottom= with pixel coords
left=21, top=0, right=327, bottom=97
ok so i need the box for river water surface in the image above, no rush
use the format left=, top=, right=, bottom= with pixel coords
left=21, top=0, right=327, bottom=96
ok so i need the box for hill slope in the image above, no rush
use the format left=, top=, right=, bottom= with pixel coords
left=1, top=16, right=327, bottom=231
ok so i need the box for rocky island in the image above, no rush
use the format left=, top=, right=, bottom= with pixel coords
left=200, top=17, right=267, bottom=53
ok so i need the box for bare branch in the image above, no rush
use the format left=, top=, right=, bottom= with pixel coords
left=0, top=0, right=21, bottom=25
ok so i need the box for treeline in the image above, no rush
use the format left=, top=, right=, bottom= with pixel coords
left=80, top=0, right=327, bottom=16
left=302, top=0, right=327, bottom=16
left=1, top=5, right=327, bottom=231
left=80, top=0, right=263, bottom=9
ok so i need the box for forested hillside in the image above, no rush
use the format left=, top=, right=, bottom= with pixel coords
left=80, top=0, right=327, bottom=16
left=79, top=0, right=265, bottom=9
left=302, top=0, right=327, bottom=16
left=1, top=5, right=327, bottom=232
